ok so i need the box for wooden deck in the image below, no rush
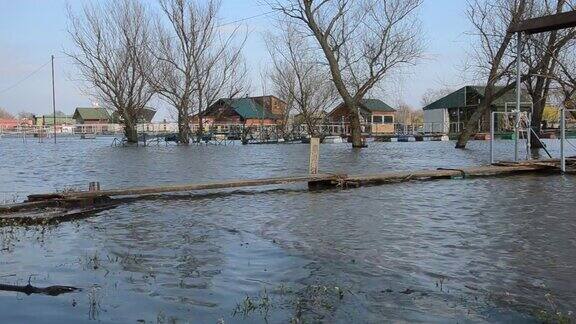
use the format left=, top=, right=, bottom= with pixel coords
left=1, top=158, right=574, bottom=226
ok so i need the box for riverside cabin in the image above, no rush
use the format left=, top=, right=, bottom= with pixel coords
left=328, top=99, right=397, bottom=134
left=73, top=107, right=111, bottom=124
left=197, top=96, right=287, bottom=127
left=423, top=86, right=532, bottom=134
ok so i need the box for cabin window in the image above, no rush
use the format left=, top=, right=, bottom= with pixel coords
left=372, top=115, right=394, bottom=124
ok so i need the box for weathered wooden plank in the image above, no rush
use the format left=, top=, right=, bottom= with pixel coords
left=345, top=165, right=549, bottom=186
left=309, top=138, right=320, bottom=175
left=25, top=163, right=562, bottom=202
left=0, top=204, right=118, bottom=227
left=511, top=10, right=576, bottom=34
left=0, top=200, right=61, bottom=214
left=62, top=174, right=343, bottom=199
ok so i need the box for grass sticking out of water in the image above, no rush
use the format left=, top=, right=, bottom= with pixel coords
left=535, top=293, right=574, bottom=324
left=233, top=288, right=272, bottom=320
left=232, top=283, right=349, bottom=323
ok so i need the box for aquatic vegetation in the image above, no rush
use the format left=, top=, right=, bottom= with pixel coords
left=82, top=251, right=103, bottom=271
left=233, top=289, right=272, bottom=320
left=536, top=293, right=574, bottom=324
left=291, top=284, right=347, bottom=321
left=87, top=286, right=103, bottom=321
left=233, top=283, right=349, bottom=323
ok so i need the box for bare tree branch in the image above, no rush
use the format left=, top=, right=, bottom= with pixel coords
left=269, top=0, right=424, bottom=148
left=66, top=0, right=154, bottom=143
left=146, top=0, right=248, bottom=143
left=266, top=21, right=338, bottom=137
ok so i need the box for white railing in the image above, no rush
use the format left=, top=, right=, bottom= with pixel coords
left=1, top=121, right=526, bottom=138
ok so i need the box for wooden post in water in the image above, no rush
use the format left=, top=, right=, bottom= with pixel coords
left=88, top=182, right=101, bottom=192
left=308, top=137, right=331, bottom=190
left=309, top=137, right=320, bottom=175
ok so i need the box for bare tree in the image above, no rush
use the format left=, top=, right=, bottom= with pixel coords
left=266, top=21, right=338, bottom=137
left=148, top=0, right=247, bottom=143
left=552, top=40, right=576, bottom=114
left=456, top=0, right=575, bottom=148
left=147, top=0, right=203, bottom=144
left=420, top=87, right=455, bottom=107
left=0, top=107, right=14, bottom=119
left=67, top=0, right=154, bottom=143
left=522, top=0, right=576, bottom=147
left=270, top=0, right=424, bottom=148
left=456, top=0, right=529, bottom=148
left=395, top=103, right=423, bottom=125
left=194, top=40, right=248, bottom=137
left=17, top=111, right=34, bottom=120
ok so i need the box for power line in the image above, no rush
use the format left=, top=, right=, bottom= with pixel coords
left=0, top=11, right=274, bottom=97
left=146, top=10, right=275, bottom=48
left=217, top=10, right=275, bottom=27
left=0, top=59, right=51, bottom=95
left=145, top=10, right=274, bottom=49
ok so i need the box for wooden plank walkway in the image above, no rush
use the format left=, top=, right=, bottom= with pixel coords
left=0, top=160, right=572, bottom=226
left=344, top=164, right=554, bottom=187
left=28, top=174, right=343, bottom=200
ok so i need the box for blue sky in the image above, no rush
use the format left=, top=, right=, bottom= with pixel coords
left=0, top=0, right=471, bottom=119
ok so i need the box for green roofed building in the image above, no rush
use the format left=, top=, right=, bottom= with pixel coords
left=198, top=96, right=287, bottom=126
left=422, top=86, right=532, bottom=134
left=73, top=107, right=112, bottom=124
left=33, top=114, right=74, bottom=126
left=74, top=107, right=157, bottom=124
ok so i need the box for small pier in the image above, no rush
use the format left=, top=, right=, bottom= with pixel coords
left=1, top=158, right=573, bottom=227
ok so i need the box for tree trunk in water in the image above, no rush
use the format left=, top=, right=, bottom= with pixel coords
left=124, top=121, right=138, bottom=144
left=456, top=98, right=492, bottom=149
left=178, top=109, right=191, bottom=145
left=347, top=102, right=364, bottom=148
left=530, top=98, right=545, bottom=149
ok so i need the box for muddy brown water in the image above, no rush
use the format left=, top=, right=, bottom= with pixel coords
left=1, top=137, right=575, bottom=323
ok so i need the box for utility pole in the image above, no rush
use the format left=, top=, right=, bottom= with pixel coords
left=51, top=55, right=56, bottom=143
left=514, top=32, right=522, bottom=162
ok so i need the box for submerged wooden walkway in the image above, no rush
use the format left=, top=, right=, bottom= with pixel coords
left=1, top=158, right=574, bottom=226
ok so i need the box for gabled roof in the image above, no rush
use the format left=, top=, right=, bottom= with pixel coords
left=221, top=98, right=277, bottom=119
left=423, top=87, right=466, bottom=111
left=423, top=86, right=532, bottom=111
left=104, top=107, right=157, bottom=123
left=137, top=107, right=157, bottom=123
left=330, top=99, right=396, bottom=116
left=73, top=107, right=111, bottom=120
left=360, top=99, right=396, bottom=112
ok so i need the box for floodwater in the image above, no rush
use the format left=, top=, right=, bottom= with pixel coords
left=1, top=137, right=575, bottom=323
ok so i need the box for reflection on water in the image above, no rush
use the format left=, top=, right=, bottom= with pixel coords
left=1, top=138, right=575, bottom=323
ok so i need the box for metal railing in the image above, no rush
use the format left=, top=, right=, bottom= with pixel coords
left=560, top=108, right=576, bottom=172
left=490, top=111, right=532, bottom=164
left=3, top=121, right=546, bottom=139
